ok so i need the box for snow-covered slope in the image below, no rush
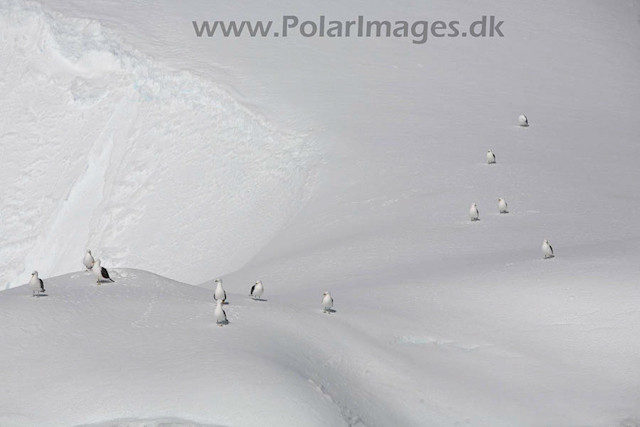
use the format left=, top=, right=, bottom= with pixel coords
left=2, top=0, right=640, bottom=425
left=2, top=255, right=639, bottom=426
left=0, top=0, right=319, bottom=289
left=0, top=270, right=352, bottom=427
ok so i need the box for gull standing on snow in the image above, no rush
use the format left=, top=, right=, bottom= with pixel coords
left=519, top=114, right=529, bottom=127
left=92, top=259, right=115, bottom=285
left=486, top=150, right=496, bottom=164
left=250, top=280, right=264, bottom=300
left=214, top=299, right=228, bottom=326
left=498, top=198, right=509, bottom=214
left=470, top=203, right=480, bottom=221
left=542, top=239, right=554, bottom=259
left=29, top=271, right=45, bottom=297
left=83, top=250, right=95, bottom=271
left=214, top=279, right=226, bottom=303
left=322, top=292, right=334, bottom=313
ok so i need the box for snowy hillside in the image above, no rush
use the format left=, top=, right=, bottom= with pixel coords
left=2, top=0, right=640, bottom=425
left=2, top=254, right=639, bottom=426
left=0, top=0, right=320, bottom=289
left=0, top=270, right=355, bottom=427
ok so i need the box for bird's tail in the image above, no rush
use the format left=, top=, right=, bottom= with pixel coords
left=108, top=278, right=115, bottom=282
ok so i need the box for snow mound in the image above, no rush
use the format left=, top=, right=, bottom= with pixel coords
left=0, top=269, right=355, bottom=427
left=0, top=0, right=320, bottom=289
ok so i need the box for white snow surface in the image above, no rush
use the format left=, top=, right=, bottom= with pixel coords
left=0, top=0, right=319, bottom=289
left=2, top=0, right=640, bottom=426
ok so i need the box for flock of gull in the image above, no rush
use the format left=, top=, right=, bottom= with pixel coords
left=25, top=114, right=549, bottom=326
left=472, top=115, right=555, bottom=259
left=28, top=250, right=335, bottom=327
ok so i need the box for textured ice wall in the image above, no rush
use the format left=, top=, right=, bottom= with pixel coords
left=0, top=0, right=320, bottom=288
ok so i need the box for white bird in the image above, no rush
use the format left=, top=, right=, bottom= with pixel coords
left=322, top=292, right=334, bottom=313
left=92, top=259, right=115, bottom=285
left=250, top=280, right=264, bottom=300
left=486, top=150, right=496, bottom=164
left=214, top=279, right=226, bottom=303
left=83, top=250, right=95, bottom=271
left=519, top=114, right=529, bottom=127
left=498, top=198, right=509, bottom=214
left=470, top=203, right=480, bottom=221
left=29, top=271, right=45, bottom=297
left=542, top=239, right=554, bottom=259
left=214, top=299, right=227, bottom=326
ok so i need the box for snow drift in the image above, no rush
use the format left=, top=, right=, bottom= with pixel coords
left=0, top=270, right=353, bottom=427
